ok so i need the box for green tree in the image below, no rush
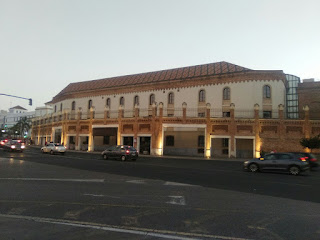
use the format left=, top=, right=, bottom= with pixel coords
left=11, top=117, right=31, bottom=138
left=300, top=135, right=320, bottom=153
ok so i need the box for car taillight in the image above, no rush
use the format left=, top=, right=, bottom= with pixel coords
left=299, top=157, right=306, bottom=161
left=126, top=150, right=130, bottom=154
left=310, top=158, right=317, bottom=162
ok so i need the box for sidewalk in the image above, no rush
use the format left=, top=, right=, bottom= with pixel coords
left=28, top=145, right=247, bottom=162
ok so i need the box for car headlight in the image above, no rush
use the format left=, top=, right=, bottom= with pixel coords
left=244, top=161, right=249, bottom=165
left=11, top=145, right=16, bottom=149
left=21, top=145, right=25, bottom=149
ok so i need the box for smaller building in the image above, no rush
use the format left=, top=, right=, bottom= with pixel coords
left=298, top=79, right=320, bottom=120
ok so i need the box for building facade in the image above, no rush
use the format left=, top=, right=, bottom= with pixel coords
left=32, top=62, right=320, bottom=157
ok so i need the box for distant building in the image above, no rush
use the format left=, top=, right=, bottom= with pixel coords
left=298, top=79, right=320, bottom=120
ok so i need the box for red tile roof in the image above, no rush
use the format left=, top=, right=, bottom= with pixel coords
left=54, top=61, right=251, bottom=100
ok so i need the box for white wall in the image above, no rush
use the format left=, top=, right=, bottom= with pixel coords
left=52, top=79, right=286, bottom=113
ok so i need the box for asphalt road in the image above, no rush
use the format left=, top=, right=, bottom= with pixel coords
left=0, top=146, right=319, bottom=240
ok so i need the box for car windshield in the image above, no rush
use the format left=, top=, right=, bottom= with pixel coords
left=54, top=144, right=61, bottom=146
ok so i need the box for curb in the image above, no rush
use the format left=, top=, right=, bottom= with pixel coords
left=27, top=145, right=247, bottom=162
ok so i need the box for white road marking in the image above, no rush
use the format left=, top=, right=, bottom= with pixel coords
left=0, top=178, right=104, bottom=183
left=167, top=196, right=186, bottom=206
left=83, top=194, right=105, bottom=197
left=0, top=214, right=254, bottom=240
left=126, top=180, right=146, bottom=184
left=164, top=181, right=196, bottom=187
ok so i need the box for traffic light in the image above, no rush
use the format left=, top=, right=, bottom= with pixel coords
left=29, top=98, right=32, bottom=106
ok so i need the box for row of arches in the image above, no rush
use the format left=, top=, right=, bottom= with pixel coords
left=55, top=85, right=272, bottom=112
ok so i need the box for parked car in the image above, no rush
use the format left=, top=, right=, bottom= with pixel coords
left=291, top=152, right=318, bottom=169
left=41, top=143, right=66, bottom=155
left=3, top=140, right=25, bottom=152
left=243, top=152, right=310, bottom=175
left=101, top=145, right=138, bottom=161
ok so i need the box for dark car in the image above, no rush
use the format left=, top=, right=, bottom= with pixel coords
left=101, top=145, right=138, bottom=161
left=243, top=152, right=310, bottom=175
left=291, top=152, right=318, bottom=169
left=3, top=140, right=25, bottom=152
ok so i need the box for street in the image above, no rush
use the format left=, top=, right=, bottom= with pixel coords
left=0, top=147, right=319, bottom=240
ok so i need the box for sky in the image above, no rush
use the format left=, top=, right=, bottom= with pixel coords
left=1, top=0, right=319, bottom=112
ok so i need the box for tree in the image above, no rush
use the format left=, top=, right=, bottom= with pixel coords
left=300, top=135, right=320, bottom=153
left=10, top=117, right=31, bottom=138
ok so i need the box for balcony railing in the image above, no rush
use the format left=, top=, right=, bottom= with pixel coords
left=32, top=105, right=320, bottom=126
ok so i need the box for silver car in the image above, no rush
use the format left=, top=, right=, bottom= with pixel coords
left=41, top=143, right=66, bottom=155
left=244, top=152, right=310, bottom=175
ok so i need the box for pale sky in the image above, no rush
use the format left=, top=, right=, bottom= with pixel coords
left=1, top=0, right=319, bottom=111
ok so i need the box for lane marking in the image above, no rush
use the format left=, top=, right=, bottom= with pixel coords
left=164, top=181, right=196, bottom=187
left=83, top=194, right=105, bottom=197
left=268, top=181, right=310, bottom=187
left=0, top=178, right=104, bottom=183
left=167, top=196, right=186, bottom=206
left=0, top=214, right=254, bottom=240
left=126, top=180, right=146, bottom=184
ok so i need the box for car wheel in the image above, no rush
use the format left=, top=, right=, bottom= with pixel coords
left=121, top=155, right=126, bottom=161
left=248, top=163, right=259, bottom=172
left=50, top=150, right=54, bottom=155
left=61, top=152, right=65, bottom=155
left=132, top=158, right=136, bottom=161
left=103, top=154, right=108, bottom=160
left=41, top=149, right=44, bottom=153
left=289, top=166, right=300, bottom=175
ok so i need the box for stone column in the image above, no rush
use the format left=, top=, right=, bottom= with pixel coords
left=133, top=104, right=139, bottom=149
left=229, top=103, right=236, bottom=157
left=117, top=106, right=123, bottom=145
left=254, top=104, right=261, bottom=158
left=88, top=107, right=95, bottom=152
left=205, top=103, right=211, bottom=158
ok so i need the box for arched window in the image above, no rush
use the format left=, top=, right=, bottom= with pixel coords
left=71, top=101, right=76, bottom=111
left=88, top=100, right=92, bottom=109
left=134, top=96, right=139, bottom=106
left=199, top=90, right=205, bottom=102
left=60, top=103, right=63, bottom=111
left=106, top=98, right=111, bottom=107
left=150, top=94, right=155, bottom=105
left=263, top=85, right=271, bottom=98
left=223, top=87, right=230, bottom=100
left=120, top=97, right=124, bottom=106
left=168, top=92, right=174, bottom=104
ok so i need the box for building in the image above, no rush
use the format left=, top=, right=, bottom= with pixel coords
left=297, top=78, right=320, bottom=120
left=2, top=106, right=35, bottom=128
left=0, top=106, right=35, bottom=137
left=32, top=61, right=320, bottom=157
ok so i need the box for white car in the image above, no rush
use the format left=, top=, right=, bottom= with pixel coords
left=41, top=143, right=66, bottom=155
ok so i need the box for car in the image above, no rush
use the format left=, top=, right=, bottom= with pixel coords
left=101, top=145, right=138, bottom=161
left=243, top=152, right=310, bottom=175
left=41, top=143, right=66, bottom=155
left=3, top=140, right=25, bottom=152
left=0, top=139, right=8, bottom=148
left=291, top=152, right=318, bottom=169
